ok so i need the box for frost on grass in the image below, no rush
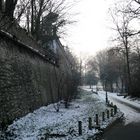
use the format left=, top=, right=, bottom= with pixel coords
left=5, top=89, right=121, bottom=140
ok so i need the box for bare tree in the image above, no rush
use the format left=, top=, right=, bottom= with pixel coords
left=5, top=0, right=18, bottom=18
left=48, top=46, right=80, bottom=112
left=0, top=0, right=3, bottom=11
left=13, top=0, right=77, bottom=40
left=110, top=4, right=134, bottom=94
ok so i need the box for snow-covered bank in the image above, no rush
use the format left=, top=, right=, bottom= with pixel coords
left=97, top=90, right=140, bottom=125
left=3, top=89, right=122, bottom=140
left=98, top=91, right=140, bottom=111
left=125, top=96, right=140, bottom=105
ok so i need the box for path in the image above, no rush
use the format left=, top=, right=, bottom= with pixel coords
left=98, top=91, right=140, bottom=140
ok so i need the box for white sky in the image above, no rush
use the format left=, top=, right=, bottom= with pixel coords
left=62, top=0, right=116, bottom=57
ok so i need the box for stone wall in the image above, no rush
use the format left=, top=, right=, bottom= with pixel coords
left=0, top=30, right=72, bottom=125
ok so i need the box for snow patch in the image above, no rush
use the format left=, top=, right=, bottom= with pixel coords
left=4, top=89, right=122, bottom=140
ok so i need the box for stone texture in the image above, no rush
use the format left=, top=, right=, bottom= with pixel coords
left=0, top=34, right=72, bottom=125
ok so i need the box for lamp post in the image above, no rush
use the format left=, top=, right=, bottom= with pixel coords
left=105, top=81, right=108, bottom=104
left=106, top=90, right=108, bottom=104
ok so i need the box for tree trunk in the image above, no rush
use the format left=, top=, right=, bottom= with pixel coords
left=35, top=0, right=44, bottom=40
left=121, top=78, right=124, bottom=93
left=31, top=0, right=34, bottom=35
left=125, top=35, right=132, bottom=95
left=26, top=7, right=30, bottom=33
left=0, top=0, right=2, bottom=11
left=110, top=82, right=113, bottom=92
left=5, top=0, right=18, bottom=18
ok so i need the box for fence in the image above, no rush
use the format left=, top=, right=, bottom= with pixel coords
left=78, top=104, right=117, bottom=135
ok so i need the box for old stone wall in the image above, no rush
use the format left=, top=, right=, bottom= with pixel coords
left=0, top=30, right=72, bottom=124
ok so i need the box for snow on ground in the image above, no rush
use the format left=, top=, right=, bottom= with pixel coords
left=98, top=91, right=140, bottom=109
left=125, top=96, right=140, bottom=104
left=108, top=92, right=140, bottom=108
left=97, top=90, right=140, bottom=125
left=4, top=88, right=122, bottom=140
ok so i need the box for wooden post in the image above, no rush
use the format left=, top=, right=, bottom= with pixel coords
left=107, top=110, right=109, bottom=119
left=102, top=112, right=105, bottom=121
left=95, top=114, right=99, bottom=126
left=78, top=121, right=82, bottom=135
left=114, top=105, right=117, bottom=114
left=111, top=108, right=114, bottom=117
left=88, top=117, right=92, bottom=130
left=111, top=102, right=113, bottom=107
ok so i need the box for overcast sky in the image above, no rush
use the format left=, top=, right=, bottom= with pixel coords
left=62, top=0, right=116, bottom=57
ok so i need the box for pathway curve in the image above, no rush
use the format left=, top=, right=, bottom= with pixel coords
left=98, top=91, right=140, bottom=140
